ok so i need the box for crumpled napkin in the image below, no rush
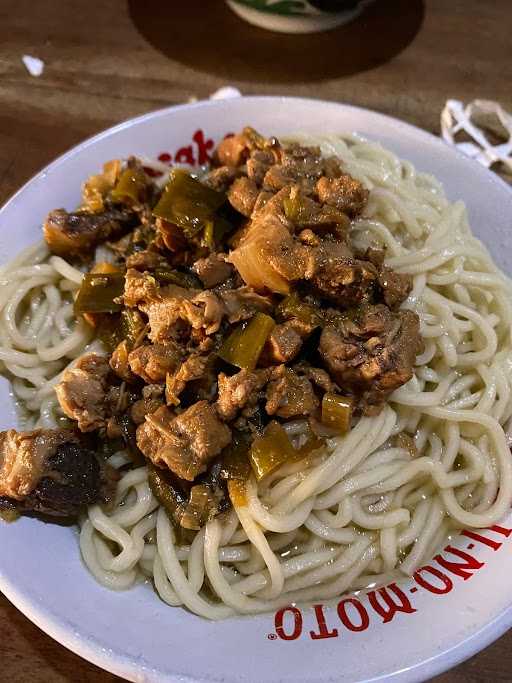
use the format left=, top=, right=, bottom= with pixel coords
left=441, top=99, right=512, bottom=173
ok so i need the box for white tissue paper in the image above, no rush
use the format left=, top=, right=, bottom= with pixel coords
left=22, top=55, right=44, bottom=77
left=441, top=99, right=512, bottom=173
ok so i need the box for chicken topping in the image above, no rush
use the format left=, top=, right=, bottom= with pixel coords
left=55, top=354, right=110, bottom=432
left=128, top=342, right=182, bottom=383
left=319, top=304, right=423, bottom=413
left=265, top=366, right=319, bottom=419
left=0, top=428, right=113, bottom=518
left=136, top=402, right=231, bottom=480
left=216, top=368, right=271, bottom=421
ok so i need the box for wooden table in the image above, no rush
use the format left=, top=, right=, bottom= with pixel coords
left=1, top=0, right=511, bottom=680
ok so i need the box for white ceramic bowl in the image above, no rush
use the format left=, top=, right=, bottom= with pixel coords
left=1, top=97, right=512, bottom=683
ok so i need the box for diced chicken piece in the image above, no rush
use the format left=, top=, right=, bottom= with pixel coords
left=228, top=214, right=315, bottom=294
left=126, top=250, right=168, bottom=271
left=351, top=247, right=412, bottom=309
left=311, top=240, right=378, bottom=307
left=202, top=165, right=239, bottom=192
left=128, top=342, right=182, bottom=383
left=219, top=286, right=274, bottom=324
left=43, top=207, right=137, bottom=257
left=378, top=267, right=412, bottom=309
left=319, top=304, right=423, bottom=414
left=215, top=133, right=251, bottom=167
left=136, top=402, right=231, bottom=481
left=316, top=175, right=369, bottom=217
left=55, top=354, right=110, bottom=432
left=263, top=164, right=316, bottom=193
left=193, top=253, right=234, bottom=288
left=262, top=320, right=305, bottom=364
left=165, top=354, right=210, bottom=406
left=227, top=177, right=259, bottom=217
left=180, top=291, right=226, bottom=335
left=130, top=384, right=164, bottom=425
left=295, top=363, right=338, bottom=393
left=284, top=186, right=350, bottom=238
left=247, top=150, right=275, bottom=185
left=123, top=268, right=161, bottom=307
left=265, top=366, right=319, bottom=419
left=155, top=218, right=188, bottom=253
left=216, top=368, right=271, bottom=421
left=0, top=428, right=113, bottom=517
left=252, top=190, right=273, bottom=214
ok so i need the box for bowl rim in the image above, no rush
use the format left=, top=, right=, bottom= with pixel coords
left=1, top=95, right=512, bottom=683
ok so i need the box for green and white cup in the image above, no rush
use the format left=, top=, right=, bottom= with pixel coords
left=226, top=1, right=371, bottom=34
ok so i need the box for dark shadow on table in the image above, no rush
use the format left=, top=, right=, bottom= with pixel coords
left=128, top=0, right=425, bottom=83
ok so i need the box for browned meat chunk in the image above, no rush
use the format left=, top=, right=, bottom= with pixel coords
left=316, top=175, right=369, bottom=217
left=216, top=368, right=271, bottom=421
left=0, top=428, right=113, bottom=517
left=229, top=215, right=315, bottom=294
left=180, top=291, right=226, bottom=335
left=43, top=207, right=137, bottom=257
left=136, top=402, right=231, bottom=480
left=265, top=366, right=319, bottom=419
left=123, top=268, right=160, bottom=307
left=55, top=354, right=110, bottom=432
left=247, top=150, right=275, bottom=185
left=263, top=320, right=305, bottom=364
left=227, top=177, right=259, bottom=217
left=130, top=385, right=164, bottom=425
left=311, top=240, right=377, bottom=307
left=126, top=250, right=168, bottom=272
left=138, top=285, right=224, bottom=343
left=202, top=165, right=239, bottom=192
left=319, top=304, right=423, bottom=413
left=219, top=287, right=274, bottom=323
left=263, top=164, right=315, bottom=193
left=155, top=218, right=188, bottom=253
left=215, top=133, right=251, bottom=167
left=295, top=363, right=338, bottom=393
left=193, top=253, right=234, bottom=288
left=284, top=187, right=350, bottom=239
left=378, top=268, right=412, bottom=309
left=140, top=288, right=189, bottom=343
left=165, top=354, right=209, bottom=406
left=128, top=343, right=181, bottom=383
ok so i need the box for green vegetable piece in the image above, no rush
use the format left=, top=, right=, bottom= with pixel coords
left=154, top=267, right=201, bottom=289
left=203, top=215, right=232, bottom=250
left=153, top=169, right=225, bottom=238
left=220, top=432, right=252, bottom=481
left=276, top=292, right=323, bottom=328
left=120, top=308, right=147, bottom=348
left=180, top=484, right=217, bottom=530
left=111, top=166, right=147, bottom=205
left=283, top=194, right=308, bottom=224
left=321, top=393, right=353, bottom=433
left=249, top=421, right=295, bottom=481
left=147, top=464, right=188, bottom=526
left=217, top=312, right=275, bottom=371
left=74, top=272, right=125, bottom=315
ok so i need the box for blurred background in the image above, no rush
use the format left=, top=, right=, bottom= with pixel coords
left=0, top=1, right=511, bottom=681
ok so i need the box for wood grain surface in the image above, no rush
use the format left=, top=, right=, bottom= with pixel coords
left=0, top=1, right=511, bottom=681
